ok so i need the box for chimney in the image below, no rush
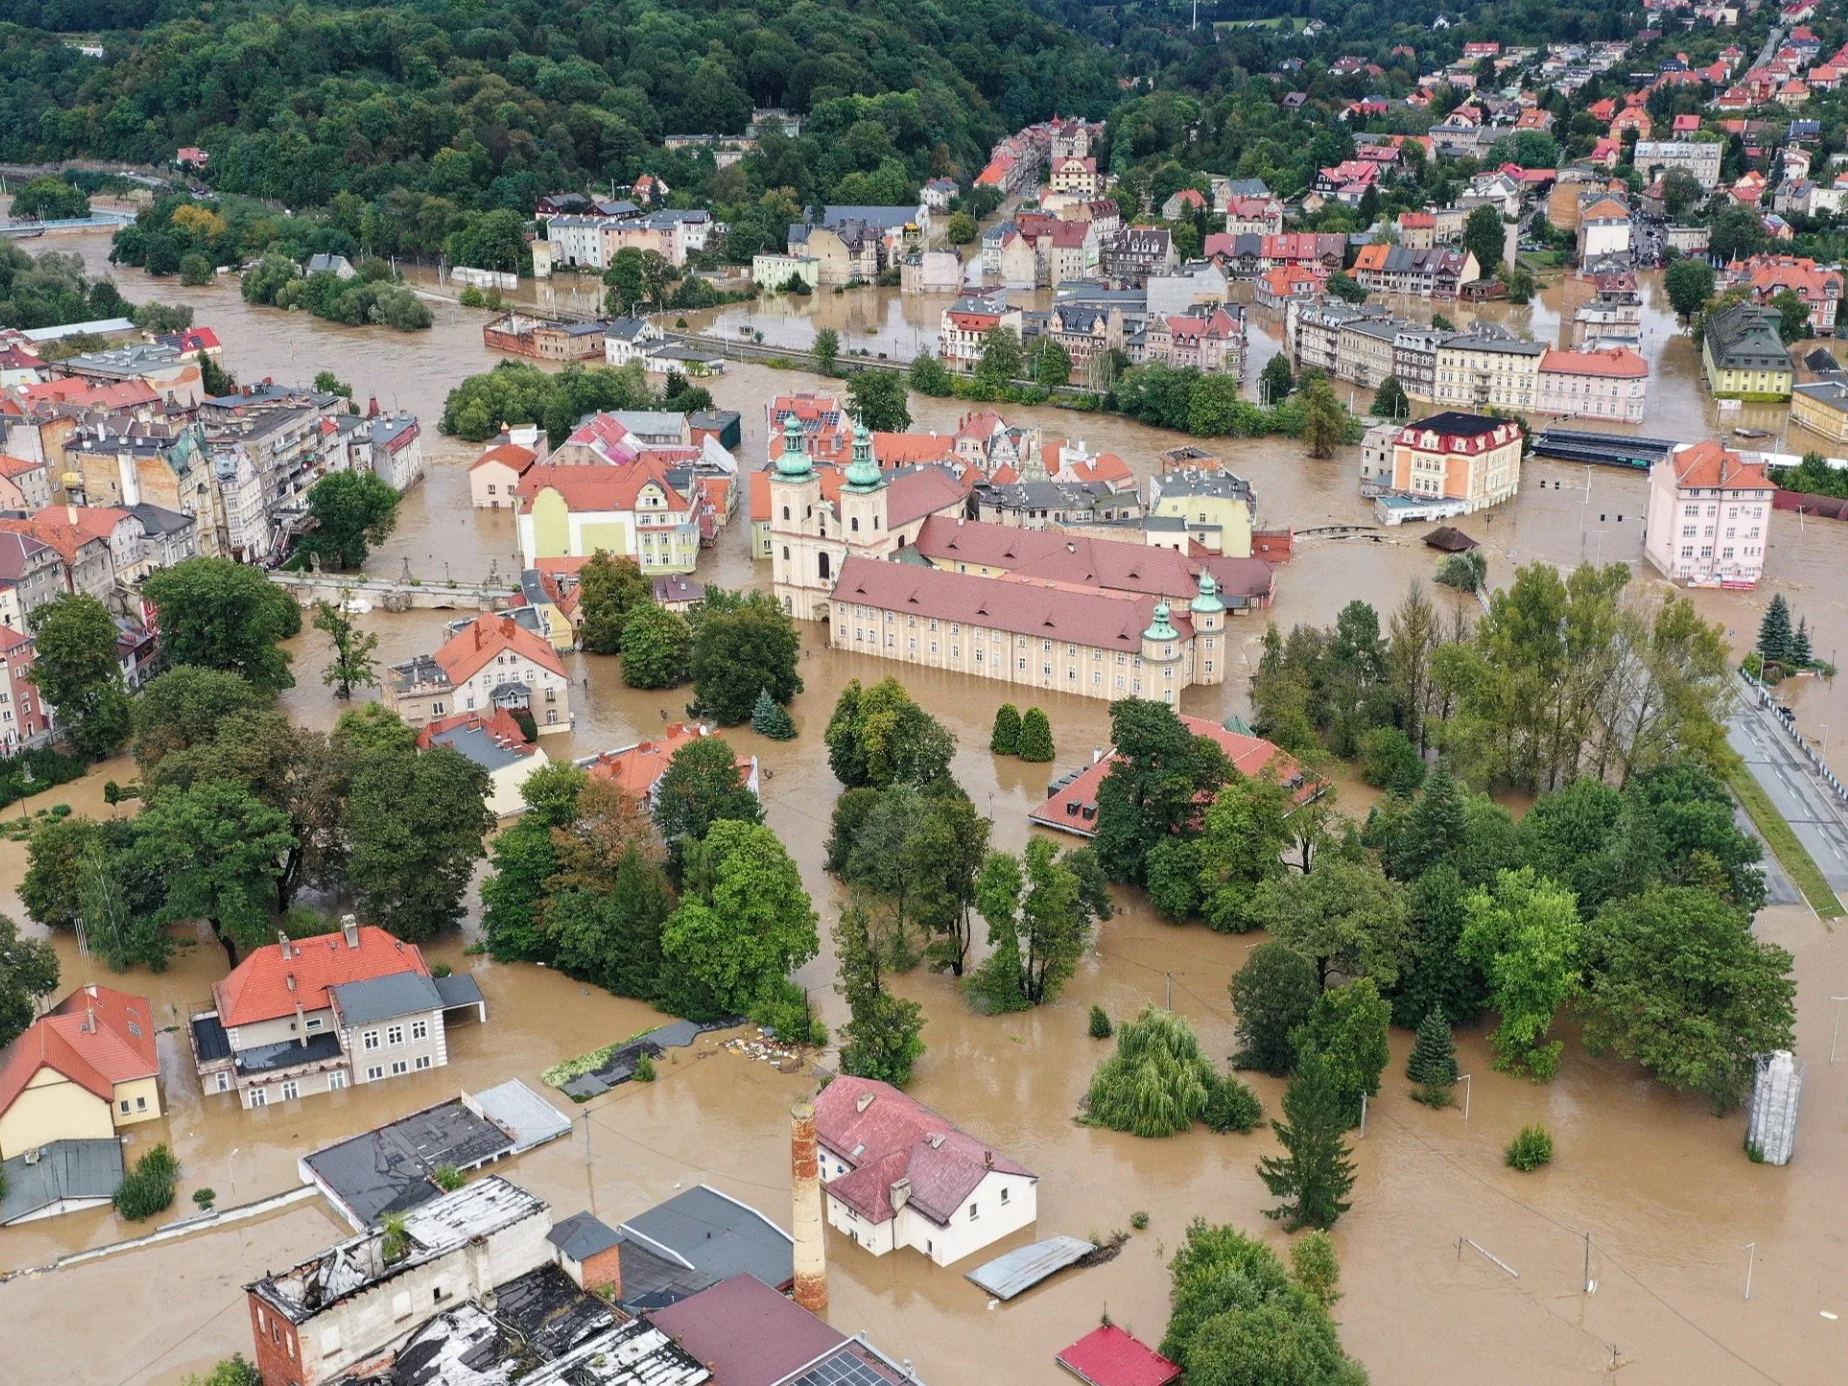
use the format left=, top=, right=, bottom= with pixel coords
left=65, top=503, right=77, bottom=526
left=791, top=1100, right=828, bottom=1315
left=984, top=1150, right=994, bottom=1170
left=277, top=930, right=292, bottom=957
left=285, top=971, right=296, bottom=992
left=83, top=1003, right=95, bottom=1034
left=855, top=1091, right=876, bottom=1114
left=367, top=396, right=379, bottom=418
left=341, top=914, right=360, bottom=949
left=889, top=1178, right=912, bottom=1213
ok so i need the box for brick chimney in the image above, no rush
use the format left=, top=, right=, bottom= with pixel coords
left=791, top=1100, right=827, bottom=1315
left=341, top=914, right=360, bottom=949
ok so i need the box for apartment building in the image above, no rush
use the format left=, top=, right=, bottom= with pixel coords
left=1643, top=440, right=1772, bottom=588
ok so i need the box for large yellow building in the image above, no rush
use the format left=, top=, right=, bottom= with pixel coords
left=0, top=984, right=161, bottom=1160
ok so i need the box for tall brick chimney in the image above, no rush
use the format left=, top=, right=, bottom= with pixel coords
left=791, top=1100, right=827, bottom=1315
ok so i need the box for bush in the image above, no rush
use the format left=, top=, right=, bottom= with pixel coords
left=990, top=703, right=1021, bottom=755
left=458, top=285, right=486, bottom=308
left=430, top=961, right=453, bottom=978
left=1082, top=1005, right=1216, bottom=1137
left=634, top=1053, right=657, bottom=1082
left=750, top=976, right=827, bottom=1047
left=1088, top=1004, right=1113, bottom=1039
left=431, top=1164, right=464, bottom=1192
left=192, top=1187, right=216, bottom=1210
left=1130, top=1210, right=1150, bottom=1230
left=114, top=1144, right=179, bottom=1221
left=1360, top=726, right=1426, bottom=796
left=1202, top=1073, right=1264, bottom=1133
left=1016, top=707, right=1055, bottom=762
left=1504, top=1123, right=1554, bottom=1171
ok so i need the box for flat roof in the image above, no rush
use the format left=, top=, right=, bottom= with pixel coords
left=303, top=1097, right=516, bottom=1225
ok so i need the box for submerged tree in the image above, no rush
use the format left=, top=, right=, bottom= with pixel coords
left=966, top=837, right=1106, bottom=1011
left=1082, top=1005, right=1216, bottom=1137
left=313, top=598, right=379, bottom=699
left=835, top=901, right=926, bottom=1086
left=1258, top=1051, right=1357, bottom=1231
left=1406, top=1008, right=1459, bottom=1106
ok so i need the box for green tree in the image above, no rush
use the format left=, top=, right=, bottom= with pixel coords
left=1229, top=942, right=1320, bottom=1075
left=846, top=369, right=910, bottom=432
left=1371, top=375, right=1409, bottom=420
left=1297, top=376, right=1347, bottom=460
left=604, top=246, right=649, bottom=314
left=1407, top=1007, right=1459, bottom=1106
left=1501, top=265, right=1536, bottom=305
left=313, top=371, right=353, bottom=398
left=1259, top=352, right=1294, bottom=404
left=659, top=819, right=819, bottom=1018
left=179, top=254, right=214, bottom=287
left=1092, top=698, right=1232, bottom=883
left=1291, top=979, right=1390, bottom=1126
left=652, top=734, right=762, bottom=857
left=1325, top=271, right=1368, bottom=304
left=909, top=352, right=955, bottom=396
left=1771, top=287, right=1811, bottom=344
left=1580, top=886, right=1795, bottom=1111
left=346, top=744, right=493, bottom=941
left=975, top=325, right=1024, bottom=387
left=1258, top=1051, right=1357, bottom=1231
left=295, top=470, right=399, bottom=570
left=143, top=558, right=299, bottom=691
left=1462, top=204, right=1506, bottom=277
left=0, top=913, right=60, bottom=1050
left=1359, top=726, right=1424, bottom=796
left=1664, top=257, right=1715, bottom=322
left=751, top=688, right=797, bottom=739
left=825, top=677, right=955, bottom=787
left=968, top=836, right=1102, bottom=1010
left=946, top=210, right=977, bottom=244
left=1015, top=706, right=1054, bottom=762
left=28, top=593, right=132, bottom=758
left=136, top=781, right=296, bottom=966
left=620, top=601, right=693, bottom=687
left=179, top=1355, right=262, bottom=1386
left=1247, top=857, right=1409, bottom=991
left=812, top=327, right=841, bottom=375
left=990, top=703, right=1021, bottom=754
left=1082, top=1005, right=1219, bottom=1136
left=575, top=551, right=651, bottom=655
left=1460, top=867, right=1584, bottom=1079
left=312, top=599, right=378, bottom=698
left=835, top=901, right=926, bottom=1085
left=13, top=175, right=90, bottom=220
left=1757, top=593, right=1795, bottom=665
left=689, top=588, right=802, bottom=723
left=1291, top=1232, right=1342, bottom=1311
left=1794, top=616, right=1814, bottom=667
left=1030, top=339, right=1073, bottom=388
left=1660, top=167, right=1704, bottom=219
left=1195, top=773, right=1292, bottom=931
left=480, top=817, right=558, bottom=963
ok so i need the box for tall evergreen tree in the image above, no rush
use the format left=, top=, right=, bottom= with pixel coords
left=1258, top=1050, right=1357, bottom=1231
left=1016, top=707, right=1055, bottom=762
left=1407, top=1007, right=1459, bottom=1106
left=1793, top=616, right=1813, bottom=667
left=990, top=703, right=1022, bottom=755
left=1758, top=594, right=1794, bottom=665
left=835, top=901, right=926, bottom=1085
left=750, top=688, right=797, bottom=740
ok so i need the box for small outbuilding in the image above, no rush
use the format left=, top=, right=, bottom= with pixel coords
left=1055, top=1324, right=1183, bottom=1386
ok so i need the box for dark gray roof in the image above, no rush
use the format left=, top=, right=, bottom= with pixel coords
left=303, top=1098, right=514, bottom=1225
left=129, top=502, right=194, bottom=536
left=191, top=1011, right=231, bottom=1062
left=426, top=720, right=534, bottom=774
left=329, top=971, right=444, bottom=1026
left=434, top=972, right=486, bottom=1010
left=0, top=1139, right=124, bottom=1225
left=549, top=1209, right=624, bottom=1261
left=235, top=1030, right=344, bottom=1075
left=619, top=1184, right=793, bottom=1292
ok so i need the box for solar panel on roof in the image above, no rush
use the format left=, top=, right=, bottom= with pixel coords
left=788, top=1347, right=897, bottom=1386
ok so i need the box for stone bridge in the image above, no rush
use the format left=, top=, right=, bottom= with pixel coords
left=267, top=569, right=521, bottom=613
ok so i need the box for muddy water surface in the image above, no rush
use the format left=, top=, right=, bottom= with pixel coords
left=2, top=236, right=1844, bottom=1385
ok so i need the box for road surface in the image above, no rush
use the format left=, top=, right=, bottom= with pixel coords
left=1728, top=696, right=1848, bottom=892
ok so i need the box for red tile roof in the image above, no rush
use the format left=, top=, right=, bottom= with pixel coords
left=436, top=612, right=568, bottom=686
left=0, top=454, right=43, bottom=478
left=416, top=706, right=534, bottom=755
left=0, top=984, right=158, bottom=1116
left=513, top=458, right=691, bottom=514
left=470, top=442, right=537, bottom=474
left=1056, top=1325, right=1183, bottom=1386
left=871, top=431, right=957, bottom=467
left=813, top=1075, right=1032, bottom=1227
left=1669, top=440, right=1771, bottom=491
left=214, top=925, right=431, bottom=1029
left=583, top=722, right=703, bottom=799
left=1539, top=346, right=1649, bottom=378
left=884, top=465, right=971, bottom=528
left=649, top=1275, right=851, bottom=1386
left=1028, top=714, right=1313, bottom=837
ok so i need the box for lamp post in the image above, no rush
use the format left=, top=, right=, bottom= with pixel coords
left=1459, top=1073, right=1472, bottom=1121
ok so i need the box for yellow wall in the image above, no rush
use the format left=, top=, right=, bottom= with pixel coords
left=111, top=1075, right=163, bottom=1127
left=1792, top=393, right=1848, bottom=443
left=1151, top=494, right=1253, bottom=558
left=531, top=489, right=572, bottom=558
left=577, top=519, right=631, bottom=557
left=0, top=1067, right=115, bottom=1159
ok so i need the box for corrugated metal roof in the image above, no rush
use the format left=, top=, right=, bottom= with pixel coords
left=964, top=1235, right=1095, bottom=1300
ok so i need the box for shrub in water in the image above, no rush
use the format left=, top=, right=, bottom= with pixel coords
left=1504, top=1123, right=1554, bottom=1171
left=1088, top=1005, right=1113, bottom=1039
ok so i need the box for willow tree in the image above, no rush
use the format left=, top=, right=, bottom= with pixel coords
left=1082, top=1005, right=1216, bottom=1137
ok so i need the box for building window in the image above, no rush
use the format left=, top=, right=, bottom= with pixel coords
left=216, top=1071, right=231, bottom=1093
left=305, top=1017, right=323, bottom=1031
left=120, top=1098, right=131, bottom=1114
left=329, top=1070, right=347, bottom=1090
left=137, top=1095, right=148, bottom=1111
left=387, top=1025, right=404, bottom=1046
left=367, top=1065, right=384, bottom=1081
left=415, top=1055, right=432, bottom=1070
left=391, top=1059, right=409, bottom=1075
left=411, top=1019, right=428, bottom=1041
left=969, top=1201, right=980, bottom=1221
left=281, top=1080, right=300, bottom=1101
left=1001, top=1187, right=1010, bottom=1204
left=250, top=1087, right=267, bottom=1108
left=363, top=1029, right=380, bottom=1050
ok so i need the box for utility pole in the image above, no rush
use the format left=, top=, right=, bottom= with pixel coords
left=1742, top=1242, right=1756, bottom=1301
left=1830, top=996, right=1848, bottom=1062
left=1165, top=972, right=1174, bottom=1009
left=1459, top=1073, right=1472, bottom=1120
left=583, top=1111, right=597, bottom=1216
left=1583, top=1233, right=1596, bottom=1294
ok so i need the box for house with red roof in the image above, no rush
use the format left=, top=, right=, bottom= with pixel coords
left=469, top=439, right=538, bottom=509
left=0, top=984, right=160, bottom=1160
left=417, top=706, right=548, bottom=817
left=582, top=721, right=759, bottom=805
left=382, top=610, right=573, bottom=733
left=649, top=1273, right=915, bottom=1385
left=189, top=918, right=487, bottom=1110
left=1537, top=346, right=1651, bottom=422
left=1643, top=440, right=1773, bottom=589
left=812, top=1074, right=1037, bottom=1266
left=512, top=456, right=709, bottom=574
left=1057, top=1324, right=1182, bottom=1386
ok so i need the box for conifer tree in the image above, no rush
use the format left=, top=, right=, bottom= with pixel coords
left=1016, top=706, right=1055, bottom=762
left=1758, top=594, right=1794, bottom=666
left=1407, top=1007, right=1459, bottom=1107
left=1258, top=1050, right=1356, bottom=1231
left=751, top=688, right=797, bottom=740
left=990, top=703, right=1022, bottom=755
left=1793, top=616, right=1813, bottom=668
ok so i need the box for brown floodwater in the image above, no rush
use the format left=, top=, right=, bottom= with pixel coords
left=3, top=234, right=1844, bottom=1385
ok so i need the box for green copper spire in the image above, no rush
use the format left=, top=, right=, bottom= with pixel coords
left=1190, top=568, right=1225, bottom=615
left=844, top=416, right=882, bottom=491
left=774, top=415, right=813, bottom=479
left=1143, top=600, right=1179, bottom=642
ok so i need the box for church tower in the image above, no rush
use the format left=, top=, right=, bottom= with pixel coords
left=1140, top=600, right=1183, bottom=704
left=837, top=417, right=892, bottom=561
left=1190, top=569, right=1226, bottom=686
left=770, top=416, right=829, bottom=619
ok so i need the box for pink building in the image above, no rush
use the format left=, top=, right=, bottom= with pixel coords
left=1535, top=347, right=1650, bottom=422
left=1643, top=440, right=1773, bottom=589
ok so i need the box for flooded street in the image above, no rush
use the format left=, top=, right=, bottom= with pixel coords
left=3, top=234, right=1845, bottom=1384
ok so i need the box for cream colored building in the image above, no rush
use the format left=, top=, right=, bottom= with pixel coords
left=1433, top=330, right=1544, bottom=412
left=0, top=985, right=161, bottom=1159
left=1147, top=468, right=1257, bottom=557
left=1387, top=412, right=1524, bottom=513
left=1790, top=379, right=1848, bottom=443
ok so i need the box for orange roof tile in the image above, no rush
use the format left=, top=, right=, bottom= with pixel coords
left=214, top=925, right=431, bottom=1029
left=436, top=612, right=568, bottom=686
left=1669, top=440, right=1771, bottom=490
left=1540, top=346, right=1649, bottom=378
left=0, top=984, right=159, bottom=1116
left=470, top=442, right=537, bottom=473
left=514, top=459, right=691, bottom=514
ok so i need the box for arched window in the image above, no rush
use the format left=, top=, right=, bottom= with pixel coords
left=782, top=505, right=790, bottom=521
left=818, top=551, right=831, bottom=579
left=782, top=546, right=790, bottom=561
left=851, top=517, right=860, bottom=532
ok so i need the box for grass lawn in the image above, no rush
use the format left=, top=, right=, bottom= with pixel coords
left=1725, top=763, right=1845, bottom=920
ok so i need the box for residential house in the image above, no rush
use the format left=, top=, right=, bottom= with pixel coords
left=382, top=612, right=573, bottom=733
left=1432, top=325, right=1546, bottom=412
left=1732, top=254, right=1843, bottom=335
left=581, top=721, right=761, bottom=806
left=1049, top=155, right=1104, bottom=196
left=417, top=707, right=548, bottom=817
left=1790, top=378, right=1848, bottom=443
left=0, top=623, right=46, bottom=749
left=0, top=984, right=160, bottom=1161
left=1350, top=245, right=1478, bottom=297
left=0, top=507, right=118, bottom=602
left=1141, top=309, right=1244, bottom=376
left=786, top=222, right=883, bottom=285
left=1046, top=304, right=1125, bottom=378
left=750, top=251, right=819, bottom=289
left=939, top=291, right=1025, bottom=373
left=0, top=530, right=63, bottom=633
left=1702, top=302, right=1794, bottom=398
left=1337, top=316, right=1407, bottom=390
left=513, top=460, right=708, bottom=575
left=1223, top=195, right=1284, bottom=235
left=0, top=453, right=50, bottom=512
left=1102, top=227, right=1178, bottom=284
left=1577, top=197, right=1633, bottom=261
left=1398, top=210, right=1438, bottom=248
left=1643, top=440, right=1772, bottom=588
left=469, top=438, right=540, bottom=510
left=649, top=1273, right=919, bottom=1386
left=191, top=918, right=489, bottom=1110
left=602, top=316, right=665, bottom=366
left=1160, top=188, right=1207, bottom=220
left=1385, top=412, right=1525, bottom=512
left=1146, top=467, right=1257, bottom=556
left=812, top=1075, right=1037, bottom=1266
left=1535, top=346, right=1650, bottom=422
left=1254, top=264, right=1328, bottom=310
left=483, top=314, right=606, bottom=362
left=921, top=177, right=957, bottom=211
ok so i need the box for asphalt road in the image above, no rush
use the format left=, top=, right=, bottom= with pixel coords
left=1728, top=699, right=1848, bottom=892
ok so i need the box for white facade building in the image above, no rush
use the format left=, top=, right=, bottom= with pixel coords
left=1643, top=439, right=1773, bottom=588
